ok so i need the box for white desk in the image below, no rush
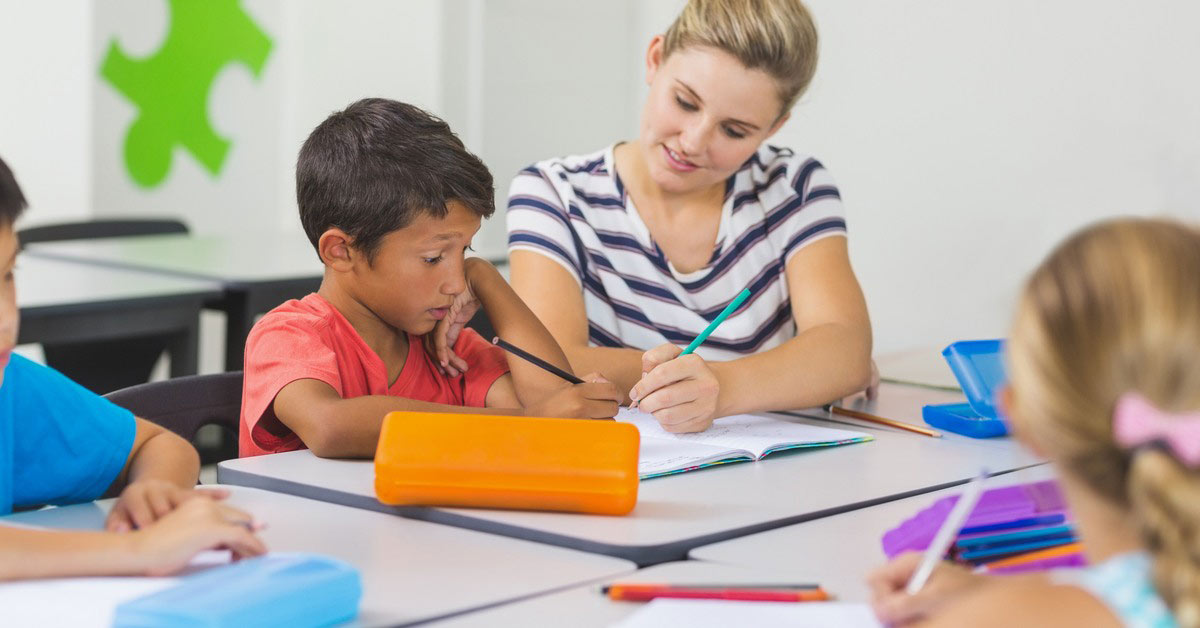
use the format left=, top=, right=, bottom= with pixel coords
left=689, top=464, right=1057, bottom=601
left=219, top=389, right=1041, bottom=566
left=2, top=485, right=635, bottom=627
left=432, top=560, right=830, bottom=627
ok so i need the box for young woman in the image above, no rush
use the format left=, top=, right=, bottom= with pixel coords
left=507, top=0, right=873, bottom=432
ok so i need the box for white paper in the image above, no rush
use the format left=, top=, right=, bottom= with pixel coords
left=0, top=549, right=232, bottom=627
left=611, top=599, right=882, bottom=628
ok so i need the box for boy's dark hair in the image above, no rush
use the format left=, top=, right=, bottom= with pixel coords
left=296, top=98, right=494, bottom=262
left=0, top=155, right=28, bottom=229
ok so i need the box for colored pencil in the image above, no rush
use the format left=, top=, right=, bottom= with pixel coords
left=830, top=405, right=943, bottom=438
left=979, top=542, right=1083, bottom=571
left=492, top=337, right=584, bottom=384
left=603, top=584, right=829, bottom=603
left=680, top=289, right=751, bottom=355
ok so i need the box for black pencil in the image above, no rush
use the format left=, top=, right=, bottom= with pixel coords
left=492, top=337, right=584, bottom=384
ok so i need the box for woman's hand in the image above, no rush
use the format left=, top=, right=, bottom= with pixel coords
left=128, top=498, right=267, bottom=577
left=868, top=551, right=987, bottom=626
left=106, top=480, right=230, bottom=532
left=628, top=343, right=721, bottom=433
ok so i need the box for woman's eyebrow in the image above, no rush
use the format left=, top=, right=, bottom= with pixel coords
left=675, top=80, right=761, bottom=131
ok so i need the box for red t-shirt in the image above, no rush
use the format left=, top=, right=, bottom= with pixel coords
left=239, top=293, right=510, bottom=457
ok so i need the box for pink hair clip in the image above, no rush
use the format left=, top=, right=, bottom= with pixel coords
left=1112, top=393, right=1200, bottom=467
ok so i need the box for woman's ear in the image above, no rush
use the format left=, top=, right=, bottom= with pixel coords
left=764, top=111, right=791, bottom=140
left=645, top=34, right=666, bottom=85
left=317, top=228, right=356, bottom=272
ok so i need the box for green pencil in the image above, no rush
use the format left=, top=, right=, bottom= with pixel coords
left=681, top=288, right=751, bottom=355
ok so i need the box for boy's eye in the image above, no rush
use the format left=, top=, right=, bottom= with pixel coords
left=423, top=256, right=443, bottom=265
left=675, top=95, right=698, bottom=112
left=723, top=125, right=747, bottom=139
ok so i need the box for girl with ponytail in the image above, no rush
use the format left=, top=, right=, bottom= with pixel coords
left=870, top=218, right=1200, bottom=627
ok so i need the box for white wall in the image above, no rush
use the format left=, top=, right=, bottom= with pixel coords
left=0, top=1, right=93, bottom=225
left=631, top=0, right=1200, bottom=354
left=6, top=0, right=1200, bottom=359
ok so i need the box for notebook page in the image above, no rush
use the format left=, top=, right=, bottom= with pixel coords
left=619, top=408, right=869, bottom=459
left=636, top=435, right=749, bottom=478
left=612, top=599, right=882, bottom=628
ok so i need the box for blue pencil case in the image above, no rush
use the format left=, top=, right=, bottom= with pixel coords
left=921, top=340, right=1010, bottom=438
left=114, top=553, right=362, bottom=628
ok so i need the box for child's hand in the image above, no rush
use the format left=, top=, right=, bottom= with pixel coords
left=524, top=373, right=621, bottom=420
left=868, top=551, right=985, bottom=626
left=628, top=343, right=721, bottom=433
left=107, top=480, right=230, bottom=532
left=426, top=281, right=481, bottom=378
left=129, top=498, right=266, bottom=577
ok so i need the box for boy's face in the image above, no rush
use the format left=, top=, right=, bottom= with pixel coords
left=0, top=225, right=18, bottom=385
left=348, top=200, right=482, bottom=336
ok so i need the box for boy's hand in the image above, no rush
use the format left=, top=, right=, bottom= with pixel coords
left=628, top=343, right=721, bottom=433
left=868, top=551, right=985, bottom=626
left=427, top=283, right=480, bottom=379
left=426, top=258, right=500, bottom=378
left=107, top=479, right=230, bottom=532
left=129, top=498, right=267, bottom=577
left=524, top=372, right=621, bottom=420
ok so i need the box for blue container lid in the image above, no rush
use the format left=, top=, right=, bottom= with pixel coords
left=942, top=339, right=1007, bottom=419
left=921, top=340, right=1009, bottom=438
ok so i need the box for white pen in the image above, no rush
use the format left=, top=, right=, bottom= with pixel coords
left=906, top=468, right=989, bottom=595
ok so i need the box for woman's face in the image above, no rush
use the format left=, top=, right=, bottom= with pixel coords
left=637, top=37, right=789, bottom=196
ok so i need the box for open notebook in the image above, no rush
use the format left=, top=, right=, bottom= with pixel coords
left=617, top=408, right=872, bottom=479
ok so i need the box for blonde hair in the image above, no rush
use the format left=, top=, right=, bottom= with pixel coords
left=1008, top=218, right=1200, bottom=626
left=662, top=0, right=819, bottom=114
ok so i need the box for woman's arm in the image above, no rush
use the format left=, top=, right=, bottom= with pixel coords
left=716, top=235, right=872, bottom=413
left=631, top=236, right=872, bottom=430
left=508, top=250, right=644, bottom=403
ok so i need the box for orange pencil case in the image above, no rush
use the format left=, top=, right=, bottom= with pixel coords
left=374, top=411, right=640, bottom=515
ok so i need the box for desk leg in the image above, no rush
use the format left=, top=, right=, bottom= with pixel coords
left=223, top=292, right=253, bottom=373
left=167, top=317, right=201, bottom=378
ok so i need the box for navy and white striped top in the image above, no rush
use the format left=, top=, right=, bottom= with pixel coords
left=506, top=143, right=848, bottom=361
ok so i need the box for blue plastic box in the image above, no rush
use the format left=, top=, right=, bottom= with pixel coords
left=921, top=340, right=1010, bottom=438
left=114, top=553, right=361, bottom=628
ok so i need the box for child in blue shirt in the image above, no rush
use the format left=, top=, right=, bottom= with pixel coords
left=0, top=155, right=265, bottom=579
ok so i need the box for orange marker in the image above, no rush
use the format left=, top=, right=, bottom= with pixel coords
left=602, top=584, right=829, bottom=602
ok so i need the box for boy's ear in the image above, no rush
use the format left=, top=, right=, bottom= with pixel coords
left=317, top=228, right=356, bottom=272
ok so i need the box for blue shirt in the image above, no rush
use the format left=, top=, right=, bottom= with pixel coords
left=0, top=354, right=135, bottom=515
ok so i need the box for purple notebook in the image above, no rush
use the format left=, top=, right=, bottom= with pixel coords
left=882, top=480, right=1085, bottom=572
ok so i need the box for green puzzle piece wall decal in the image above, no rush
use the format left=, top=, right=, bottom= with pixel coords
left=100, top=0, right=272, bottom=188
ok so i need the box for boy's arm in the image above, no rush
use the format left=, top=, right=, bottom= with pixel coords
left=104, top=418, right=214, bottom=532
left=0, top=498, right=265, bottom=581
left=464, top=258, right=578, bottom=405
left=272, top=378, right=524, bottom=458
left=107, top=418, right=200, bottom=494
left=508, top=250, right=644, bottom=403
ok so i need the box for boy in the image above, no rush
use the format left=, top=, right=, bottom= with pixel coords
left=240, top=98, right=620, bottom=458
left=0, top=155, right=265, bottom=579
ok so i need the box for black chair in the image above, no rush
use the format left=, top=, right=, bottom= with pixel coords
left=105, top=372, right=243, bottom=465
left=19, top=218, right=190, bottom=394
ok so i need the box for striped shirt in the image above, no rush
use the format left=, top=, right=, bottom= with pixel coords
left=506, top=143, right=847, bottom=361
